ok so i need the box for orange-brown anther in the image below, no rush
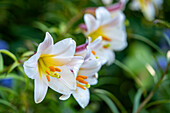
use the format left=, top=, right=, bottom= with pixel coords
left=46, top=75, right=50, bottom=82
left=102, top=36, right=111, bottom=42
left=45, top=70, right=50, bottom=75
left=76, top=77, right=88, bottom=84
left=91, top=51, right=96, bottom=55
left=77, top=83, right=86, bottom=90
left=77, top=75, right=88, bottom=79
left=49, top=66, right=55, bottom=72
left=55, top=67, right=61, bottom=72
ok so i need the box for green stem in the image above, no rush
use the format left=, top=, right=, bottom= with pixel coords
left=145, top=100, right=170, bottom=108
left=136, top=62, right=170, bottom=113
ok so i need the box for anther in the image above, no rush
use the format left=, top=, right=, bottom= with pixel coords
left=49, top=66, right=55, bottom=72
left=77, top=75, right=88, bottom=79
left=55, top=67, right=61, bottom=72
left=77, top=83, right=86, bottom=90
left=46, top=75, right=50, bottom=82
left=102, top=36, right=111, bottom=42
left=103, top=43, right=110, bottom=49
left=45, top=70, right=50, bottom=75
left=76, top=77, right=88, bottom=84
left=91, top=51, right=96, bottom=55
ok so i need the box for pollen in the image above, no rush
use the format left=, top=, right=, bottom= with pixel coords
left=46, top=75, right=50, bottom=82
left=77, top=83, right=86, bottom=90
left=102, top=36, right=111, bottom=42
left=45, top=70, right=50, bottom=75
left=76, top=76, right=88, bottom=84
left=77, top=75, right=88, bottom=79
left=91, top=51, right=96, bottom=55
left=55, top=67, right=61, bottom=72
left=49, top=66, right=55, bottom=72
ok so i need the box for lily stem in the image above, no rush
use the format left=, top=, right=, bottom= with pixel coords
left=136, top=62, right=170, bottom=113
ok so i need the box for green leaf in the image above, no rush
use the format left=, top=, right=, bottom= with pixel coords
left=146, top=100, right=170, bottom=108
left=94, top=89, right=127, bottom=113
left=0, top=73, right=25, bottom=83
left=0, top=53, right=3, bottom=71
left=0, top=99, right=16, bottom=110
left=6, top=61, right=20, bottom=76
left=96, top=93, right=120, bottom=113
left=0, top=86, right=17, bottom=96
left=154, top=19, right=170, bottom=28
left=0, top=49, right=17, bottom=61
left=21, top=51, right=34, bottom=57
left=132, top=88, right=143, bottom=113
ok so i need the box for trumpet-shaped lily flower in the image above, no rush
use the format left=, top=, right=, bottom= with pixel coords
left=84, top=7, right=127, bottom=52
left=59, top=41, right=102, bottom=108
left=130, top=0, right=163, bottom=21
left=23, top=32, right=84, bottom=103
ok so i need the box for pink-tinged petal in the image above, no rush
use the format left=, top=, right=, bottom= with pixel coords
left=67, top=56, right=84, bottom=78
left=37, top=32, right=53, bottom=54
left=50, top=38, right=76, bottom=57
left=59, top=94, right=71, bottom=100
left=72, top=88, right=90, bottom=108
left=76, top=43, right=88, bottom=53
left=23, top=53, right=41, bottom=79
left=34, top=76, right=48, bottom=103
left=79, top=23, right=87, bottom=31
left=106, top=2, right=124, bottom=12
left=48, top=66, right=76, bottom=94
left=84, top=14, right=99, bottom=34
left=96, top=7, right=111, bottom=24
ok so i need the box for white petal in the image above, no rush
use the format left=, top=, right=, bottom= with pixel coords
left=50, top=38, right=76, bottom=57
left=102, top=0, right=113, bottom=5
left=90, top=36, right=102, bottom=49
left=37, top=32, right=53, bottom=54
left=96, top=7, right=111, bottom=24
left=34, top=76, right=48, bottom=103
left=110, top=39, right=127, bottom=51
left=73, top=88, right=90, bottom=108
left=23, top=53, right=40, bottom=79
left=59, top=94, right=71, bottom=100
left=48, top=66, right=76, bottom=94
left=86, top=73, right=98, bottom=85
left=142, top=3, right=155, bottom=21
left=84, top=14, right=97, bottom=34
left=130, top=0, right=140, bottom=10
left=67, top=56, right=84, bottom=77
left=78, top=59, right=101, bottom=77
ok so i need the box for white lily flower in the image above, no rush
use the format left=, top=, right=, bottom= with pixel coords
left=59, top=41, right=102, bottom=108
left=130, top=0, right=163, bottom=21
left=23, top=32, right=84, bottom=103
left=102, top=0, right=113, bottom=5
left=84, top=7, right=127, bottom=52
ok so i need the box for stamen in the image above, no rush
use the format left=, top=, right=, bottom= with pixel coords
left=103, top=43, right=110, bottom=49
left=45, top=70, right=50, bottom=75
left=46, top=75, right=50, bottom=82
left=76, top=77, right=88, bottom=84
left=55, top=67, right=61, bottom=72
left=91, top=51, right=96, bottom=55
left=77, top=83, right=86, bottom=90
left=85, top=83, right=90, bottom=88
left=102, top=36, right=111, bottom=42
left=96, top=56, right=99, bottom=59
left=77, top=75, right=88, bottom=79
left=49, top=66, right=55, bottom=72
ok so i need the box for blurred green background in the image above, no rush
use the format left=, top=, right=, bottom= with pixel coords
left=0, top=0, right=169, bottom=113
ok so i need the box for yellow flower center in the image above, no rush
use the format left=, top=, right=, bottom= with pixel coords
left=37, top=55, right=62, bottom=82
left=88, top=27, right=111, bottom=42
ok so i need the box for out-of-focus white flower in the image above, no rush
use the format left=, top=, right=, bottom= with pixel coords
left=23, top=32, right=83, bottom=103
left=59, top=39, right=102, bottom=108
left=130, top=0, right=163, bottom=21
left=102, top=0, right=113, bottom=5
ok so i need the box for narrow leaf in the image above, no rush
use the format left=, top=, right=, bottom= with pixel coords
left=0, top=99, right=16, bottom=110
left=0, top=49, right=17, bottom=61
left=96, top=93, right=119, bottom=113
left=132, top=88, right=143, bottom=113
left=6, top=62, right=20, bottom=76
left=0, top=53, right=3, bottom=71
